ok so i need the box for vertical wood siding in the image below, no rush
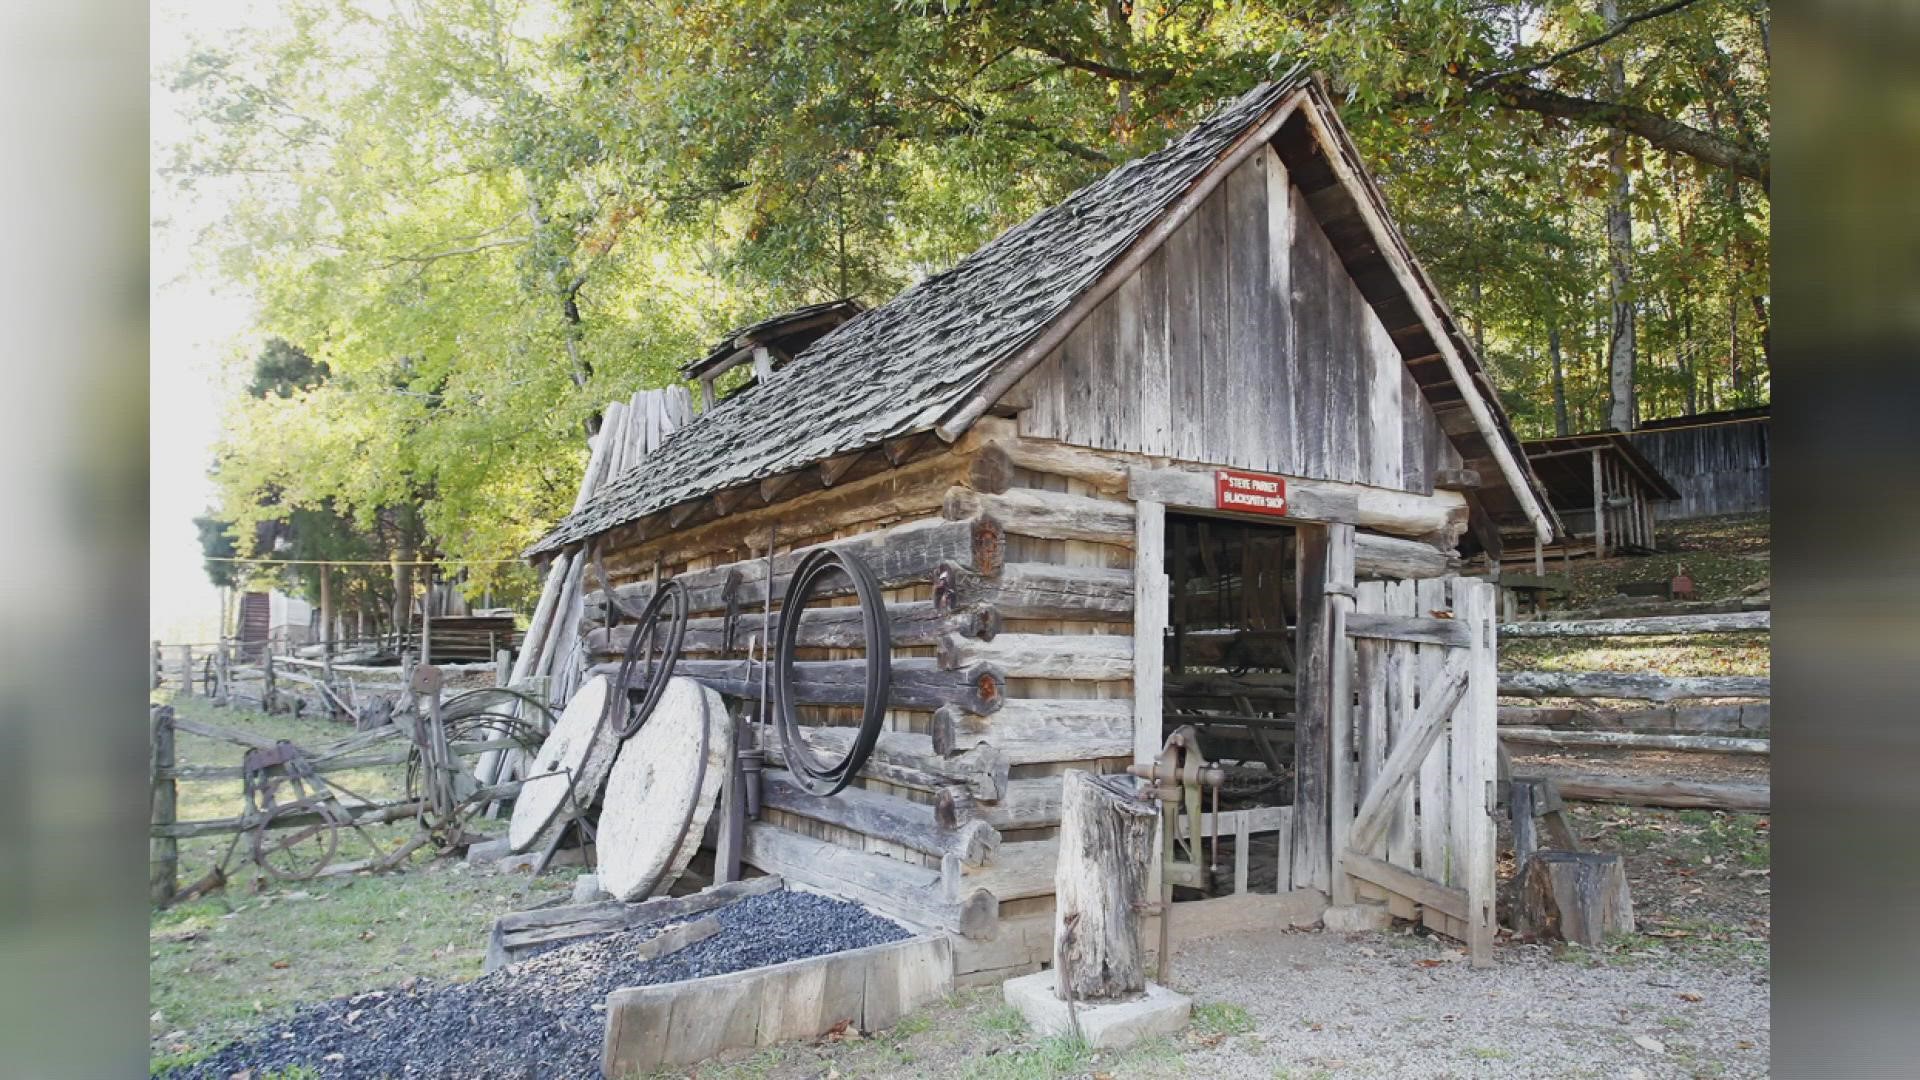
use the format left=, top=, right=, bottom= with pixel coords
left=1627, top=418, right=1770, bottom=520
left=1011, top=146, right=1447, bottom=495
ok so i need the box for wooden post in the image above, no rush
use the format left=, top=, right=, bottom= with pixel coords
left=1291, top=526, right=1332, bottom=894
left=150, top=705, right=178, bottom=904
left=1054, top=770, right=1157, bottom=1001
left=496, top=647, right=512, bottom=688
left=150, top=639, right=161, bottom=691
left=179, top=644, right=194, bottom=698
left=1325, top=524, right=1357, bottom=906
left=1515, top=851, right=1634, bottom=946
left=1133, top=500, right=1169, bottom=905
left=217, top=641, right=231, bottom=706
left=263, top=648, right=277, bottom=713
left=1590, top=449, right=1606, bottom=558
left=1455, top=581, right=1498, bottom=966
left=421, top=566, right=434, bottom=666
left=319, top=560, right=334, bottom=659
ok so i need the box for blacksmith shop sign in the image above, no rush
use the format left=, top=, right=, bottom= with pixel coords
left=1215, top=468, right=1288, bottom=516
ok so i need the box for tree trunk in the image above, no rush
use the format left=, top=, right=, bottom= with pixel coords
left=1602, top=0, right=1636, bottom=431
left=1548, top=323, right=1570, bottom=436
left=1515, top=851, right=1634, bottom=946
left=392, top=538, right=414, bottom=648
left=1053, top=770, right=1156, bottom=1001
left=318, top=561, right=334, bottom=656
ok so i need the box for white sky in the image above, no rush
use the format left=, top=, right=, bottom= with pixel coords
left=149, top=0, right=273, bottom=643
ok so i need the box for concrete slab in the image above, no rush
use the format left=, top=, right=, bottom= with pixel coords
left=1002, top=971, right=1191, bottom=1050
left=1321, top=902, right=1393, bottom=933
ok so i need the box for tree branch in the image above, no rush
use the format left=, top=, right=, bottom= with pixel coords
left=1482, top=78, right=1769, bottom=192
left=1018, top=38, right=1151, bottom=84
left=1470, top=0, right=1706, bottom=87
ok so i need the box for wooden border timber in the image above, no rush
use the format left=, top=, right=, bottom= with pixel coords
left=602, top=932, right=952, bottom=1076
left=486, top=875, right=782, bottom=971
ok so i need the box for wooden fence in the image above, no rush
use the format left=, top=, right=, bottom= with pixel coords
left=1493, top=609, right=1771, bottom=811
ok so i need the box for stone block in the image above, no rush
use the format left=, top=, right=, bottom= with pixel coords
left=1002, top=971, right=1191, bottom=1051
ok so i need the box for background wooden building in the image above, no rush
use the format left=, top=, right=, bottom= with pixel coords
left=1627, top=405, right=1770, bottom=521
left=1511, top=433, right=1679, bottom=561
left=527, top=74, right=1554, bottom=977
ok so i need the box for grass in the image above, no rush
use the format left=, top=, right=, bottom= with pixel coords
left=1499, top=632, right=1771, bottom=678
left=1555, top=512, right=1769, bottom=609
left=1193, top=1001, right=1256, bottom=1037
left=150, top=696, right=582, bottom=1064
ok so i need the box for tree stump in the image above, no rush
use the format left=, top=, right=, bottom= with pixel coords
left=1515, top=851, right=1634, bottom=946
left=1053, top=770, right=1157, bottom=1002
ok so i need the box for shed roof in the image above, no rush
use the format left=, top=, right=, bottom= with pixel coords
left=1520, top=433, right=1681, bottom=504
left=529, top=73, right=1551, bottom=558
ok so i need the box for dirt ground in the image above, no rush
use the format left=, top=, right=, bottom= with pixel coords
left=607, top=801, right=1769, bottom=1080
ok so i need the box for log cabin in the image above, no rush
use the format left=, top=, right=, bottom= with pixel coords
left=525, top=72, right=1556, bottom=978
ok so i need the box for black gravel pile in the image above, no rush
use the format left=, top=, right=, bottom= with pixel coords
left=167, top=889, right=910, bottom=1080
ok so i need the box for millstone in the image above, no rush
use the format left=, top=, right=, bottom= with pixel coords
left=597, top=677, right=734, bottom=901
left=507, top=675, right=618, bottom=853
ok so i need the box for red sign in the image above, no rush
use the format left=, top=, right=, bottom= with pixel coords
left=1215, top=469, right=1288, bottom=516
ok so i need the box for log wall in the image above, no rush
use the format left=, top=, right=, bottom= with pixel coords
left=575, top=417, right=1462, bottom=952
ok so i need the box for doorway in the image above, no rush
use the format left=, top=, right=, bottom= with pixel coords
left=1160, top=511, right=1303, bottom=896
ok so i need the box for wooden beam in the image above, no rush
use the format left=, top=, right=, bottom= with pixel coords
left=943, top=487, right=1135, bottom=546
left=1499, top=611, right=1769, bottom=638
left=1550, top=774, right=1770, bottom=811
left=932, top=699, right=1132, bottom=763
left=1344, top=612, right=1471, bottom=647
left=759, top=771, right=1000, bottom=865
left=1498, top=670, right=1769, bottom=702
left=819, top=451, right=866, bottom=488
left=1127, top=466, right=1468, bottom=541
left=933, top=562, right=1134, bottom=621
left=1500, top=727, right=1768, bottom=755
left=936, top=633, right=1132, bottom=681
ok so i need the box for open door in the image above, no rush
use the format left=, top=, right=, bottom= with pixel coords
left=1328, top=553, right=1499, bottom=966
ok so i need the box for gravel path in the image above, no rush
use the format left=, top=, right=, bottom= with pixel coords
left=166, top=889, right=908, bottom=1080
left=1168, top=927, right=1769, bottom=1078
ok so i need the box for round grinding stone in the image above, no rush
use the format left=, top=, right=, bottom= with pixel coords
left=507, top=675, right=618, bottom=853
left=597, top=677, right=735, bottom=901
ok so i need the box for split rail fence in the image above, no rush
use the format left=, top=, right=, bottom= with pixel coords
left=1492, top=609, right=1770, bottom=811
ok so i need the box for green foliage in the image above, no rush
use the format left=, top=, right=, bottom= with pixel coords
left=166, top=0, right=1769, bottom=594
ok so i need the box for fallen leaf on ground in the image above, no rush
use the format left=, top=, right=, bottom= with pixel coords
left=1678, top=992, right=1704, bottom=1003
left=269, top=959, right=290, bottom=969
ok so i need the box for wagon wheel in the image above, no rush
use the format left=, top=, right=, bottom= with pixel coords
left=252, top=798, right=341, bottom=882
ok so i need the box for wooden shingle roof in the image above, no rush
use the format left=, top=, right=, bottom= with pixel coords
left=529, top=76, right=1309, bottom=557
left=529, top=71, right=1551, bottom=557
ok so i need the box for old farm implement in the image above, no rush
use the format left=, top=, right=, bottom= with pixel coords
left=149, top=682, right=551, bottom=901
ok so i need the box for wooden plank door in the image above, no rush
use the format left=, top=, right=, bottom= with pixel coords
left=1329, top=568, right=1498, bottom=965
